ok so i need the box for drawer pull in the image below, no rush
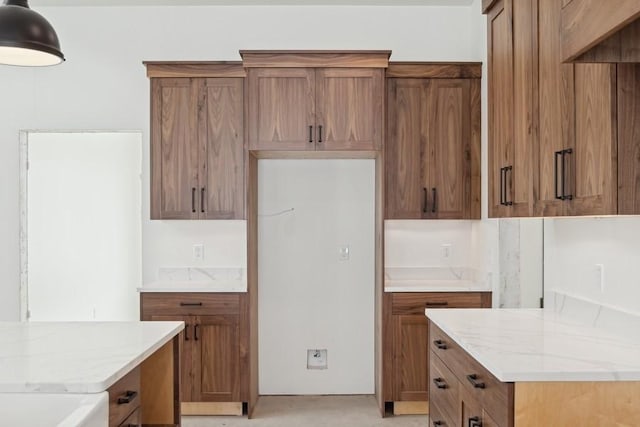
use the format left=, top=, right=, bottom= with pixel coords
left=466, top=374, right=485, bottom=389
left=468, top=416, right=482, bottom=427
left=180, top=302, right=203, bottom=306
left=426, top=301, right=449, bottom=307
left=433, top=377, right=448, bottom=389
left=434, top=339, right=448, bottom=350
left=433, top=421, right=445, bottom=426
left=184, top=323, right=190, bottom=341
left=194, top=324, right=200, bottom=341
left=117, top=390, right=138, bottom=404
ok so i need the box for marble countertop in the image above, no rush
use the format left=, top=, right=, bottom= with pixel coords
left=385, top=280, right=491, bottom=293
left=138, top=281, right=247, bottom=293
left=426, top=308, right=640, bottom=382
left=0, top=321, right=183, bottom=393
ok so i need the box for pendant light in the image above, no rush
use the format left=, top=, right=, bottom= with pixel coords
left=0, top=0, right=64, bottom=66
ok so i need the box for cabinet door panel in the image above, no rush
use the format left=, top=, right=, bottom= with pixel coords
left=617, top=64, right=640, bottom=215
left=248, top=68, right=315, bottom=150
left=394, top=314, right=429, bottom=401
left=149, top=315, right=194, bottom=402
left=201, top=78, right=245, bottom=219
left=151, top=78, right=199, bottom=219
left=316, top=68, right=383, bottom=151
left=427, top=79, right=471, bottom=219
left=385, top=79, right=427, bottom=219
left=194, top=315, right=240, bottom=402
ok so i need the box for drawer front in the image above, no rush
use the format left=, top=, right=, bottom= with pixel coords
left=141, top=292, right=240, bottom=316
left=118, top=406, right=140, bottom=427
left=429, top=400, right=456, bottom=427
left=392, top=292, right=489, bottom=315
left=429, top=350, right=461, bottom=426
left=108, top=366, right=141, bottom=427
left=429, top=323, right=512, bottom=426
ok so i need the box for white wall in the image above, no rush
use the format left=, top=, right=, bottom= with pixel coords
left=0, top=3, right=484, bottom=320
left=258, top=159, right=375, bottom=394
left=544, top=217, right=640, bottom=315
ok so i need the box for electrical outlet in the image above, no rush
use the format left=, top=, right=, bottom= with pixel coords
left=442, top=244, right=452, bottom=259
left=307, top=349, right=328, bottom=370
left=338, top=245, right=350, bottom=261
left=595, top=264, right=605, bottom=292
left=193, top=244, right=204, bottom=261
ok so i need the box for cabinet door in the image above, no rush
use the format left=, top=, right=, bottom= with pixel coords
left=385, top=79, right=428, bottom=219
left=150, top=78, right=200, bottom=219
left=248, top=68, right=316, bottom=151
left=393, top=314, right=429, bottom=401
left=200, top=78, right=245, bottom=219
left=426, top=79, right=473, bottom=219
left=149, top=315, right=195, bottom=402
left=193, top=314, right=240, bottom=402
left=567, top=64, right=617, bottom=216
left=316, top=68, right=383, bottom=151
left=461, top=388, right=501, bottom=427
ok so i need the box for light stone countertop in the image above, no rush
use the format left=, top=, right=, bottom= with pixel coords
left=138, top=280, right=247, bottom=293
left=0, top=321, right=183, bottom=393
left=385, top=279, right=491, bottom=292
left=426, top=308, right=640, bottom=382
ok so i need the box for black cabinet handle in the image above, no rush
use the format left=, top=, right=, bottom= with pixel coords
left=184, top=323, right=190, bottom=341
left=434, top=339, right=447, bottom=350
left=562, top=148, right=573, bottom=201
left=432, top=187, right=437, bottom=213
left=423, top=188, right=428, bottom=213
left=499, top=167, right=505, bottom=206
left=504, top=166, right=513, bottom=206
left=117, top=390, right=138, bottom=405
left=426, top=301, right=448, bottom=307
left=180, top=302, right=203, bottom=306
left=318, top=125, right=323, bottom=143
left=309, top=125, right=313, bottom=143
left=194, top=324, right=200, bottom=341
left=468, top=416, right=482, bottom=427
left=554, top=150, right=563, bottom=200
left=433, top=377, right=448, bottom=389
left=191, top=187, right=196, bottom=213
left=433, top=421, right=445, bottom=426
left=201, top=187, right=205, bottom=213
left=466, top=374, right=485, bottom=389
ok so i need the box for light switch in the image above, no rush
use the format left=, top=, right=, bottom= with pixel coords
left=193, top=244, right=204, bottom=261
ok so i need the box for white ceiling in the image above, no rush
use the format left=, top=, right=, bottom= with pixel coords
left=31, top=0, right=474, bottom=6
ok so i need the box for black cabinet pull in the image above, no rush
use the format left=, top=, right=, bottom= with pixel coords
left=433, top=377, right=448, bottom=389
left=499, top=167, right=505, bottom=206
left=318, top=125, right=323, bottom=143
left=562, top=148, right=573, bottom=201
left=309, top=125, right=313, bottom=143
left=201, top=188, right=205, bottom=213
left=423, top=188, right=428, bottom=213
left=194, top=324, right=200, bottom=341
left=117, top=390, right=138, bottom=405
left=433, top=421, right=445, bottom=426
left=180, top=302, right=203, bottom=306
left=191, top=187, right=196, bottom=213
left=554, top=150, right=563, bottom=200
left=184, top=323, right=190, bottom=341
left=466, top=374, right=485, bottom=389
left=434, top=339, right=447, bottom=350
left=504, top=166, right=513, bottom=206
left=468, top=416, right=482, bottom=427
left=426, top=301, right=448, bottom=307
left=432, top=187, right=437, bottom=213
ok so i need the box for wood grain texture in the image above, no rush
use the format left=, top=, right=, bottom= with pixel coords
left=140, top=339, right=178, bottom=425
left=145, top=62, right=246, bottom=78
left=537, top=0, right=573, bottom=216
left=375, top=152, right=385, bottom=417
left=429, top=400, right=455, bottom=427
left=108, top=366, right=140, bottom=427
left=482, top=0, right=498, bottom=13
left=238, top=294, right=250, bottom=404
left=514, top=382, right=640, bottom=426
left=461, top=387, right=502, bottom=427
left=194, top=314, right=241, bottom=402
left=429, top=351, right=460, bottom=425
left=568, top=64, right=617, bottom=216
left=141, top=293, right=240, bottom=316
left=246, top=153, right=259, bottom=418
left=573, top=19, right=640, bottom=63
left=381, top=292, right=394, bottom=404
left=391, top=292, right=488, bottom=315
left=392, top=401, right=428, bottom=415
left=469, top=79, right=482, bottom=219
left=151, top=78, right=199, bottom=219
left=240, top=50, right=391, bottom=68
left=182, top=402, right=243, bottom=416
left=394, top=314, right=429, bottom=402
left=315, top=68, right=384, bottom=151
left=618, top=64, right=640, bottom=215
left=386, top=63, right=482, bottom=79
left=201, top=78, right=245, bottom=219
left=247, top=68, right=316, bottom=151
left=562, top=0, right=640, bottom=61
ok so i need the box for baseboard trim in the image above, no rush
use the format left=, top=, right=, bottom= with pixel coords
left=393, top=400, right=429, bottom=415
left=181, top=401, right=243, bottom=416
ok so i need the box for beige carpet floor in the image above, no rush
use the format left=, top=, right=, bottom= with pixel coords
left=182, top=395, right=428, bottom=427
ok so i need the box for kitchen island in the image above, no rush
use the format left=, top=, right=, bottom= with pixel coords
left=0, top=321, right=183, bottom=426
left=425, top=308, right=640, bottom=426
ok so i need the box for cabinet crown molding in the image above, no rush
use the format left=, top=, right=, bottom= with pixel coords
left=144, top=61, right=246, bottom=78
left=239, top=50, right=391, bottom=68
left=386, top=62, right=482, bottom=79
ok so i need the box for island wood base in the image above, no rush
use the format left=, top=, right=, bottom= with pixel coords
left=141, top=337, right=181, bottom=426
left=515, top=381, right=640, bottom=426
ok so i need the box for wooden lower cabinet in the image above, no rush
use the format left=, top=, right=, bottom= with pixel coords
left=384, top=292, right=491, bottom=414
left=140, top=293, right=246, bottom=416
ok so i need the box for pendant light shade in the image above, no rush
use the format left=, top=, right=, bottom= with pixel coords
left=0, top=0, right=64, bottom=66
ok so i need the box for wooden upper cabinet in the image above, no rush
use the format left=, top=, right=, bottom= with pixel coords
left=148, top=63, right=246, bottom=220
left=247, top=68, right=316, bottom=151
left=243, top=51, right=389, bottom=152
left=385, top=66, right=480, bottom=220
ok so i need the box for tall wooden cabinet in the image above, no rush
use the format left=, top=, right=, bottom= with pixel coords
left=385, top=64, right=481, bottom=219
left=243, top=51, right=388, bottom=152
left=147, top=63, right=245, bottom=220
